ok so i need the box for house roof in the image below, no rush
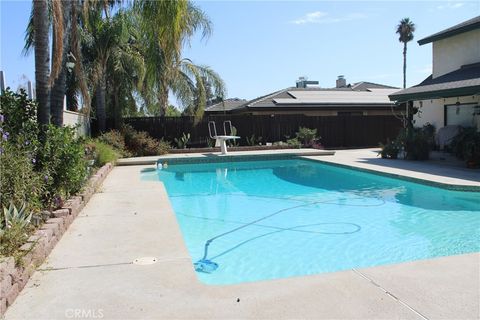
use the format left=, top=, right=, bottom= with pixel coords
left=350, top=81, right=398, bottom=91
left=240, top=83, right=399, bottom=110
left=389, top=63, right=480, bottom=102
left=418, top=15, right=480, bottom=45
left=205, top=98, right=248, bottom=112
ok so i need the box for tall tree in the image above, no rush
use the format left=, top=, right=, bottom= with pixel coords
left=135, top=0, right=224, bottom=119
left=51, top=0, right=71, bottom=126
left=107, top=13, right=146, bottom=128
left=83, top=7, right=128, bottom=132
left=27, top=0, right=67, bottom=126
left=32, top=0, right=51, bottom=126
left=396, top=18, right=415, bottom=89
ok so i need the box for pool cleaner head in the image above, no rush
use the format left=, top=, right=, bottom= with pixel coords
left=194, top=259, right=218, bottom=273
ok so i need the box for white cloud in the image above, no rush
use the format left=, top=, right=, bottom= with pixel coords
left=437, top=2, right=464, bottom=10
left=291, top=11, right=366, bottom=25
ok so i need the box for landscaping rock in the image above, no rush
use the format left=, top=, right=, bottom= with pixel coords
left=0, top=298, right=6, bottom=316
left=0, top=258, right=15, bottom=282
left=35, top=228, right=53, bottom=243
left=0, top=275, right=12, bottom=296
left=62, top=197, right=82, bottom=217
left=41, top=222, right=60, bottom=237
left=52, top=209, right=70, bottom=218
left=5, top=283, right=19, bottom=306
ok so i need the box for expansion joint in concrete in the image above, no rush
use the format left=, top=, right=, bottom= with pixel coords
left=352, top=268, right=429, bottom=320
left=37, top=262, right=133, bottom=272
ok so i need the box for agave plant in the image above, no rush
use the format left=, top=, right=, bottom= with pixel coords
left=2, top=202, right=32, bottom=231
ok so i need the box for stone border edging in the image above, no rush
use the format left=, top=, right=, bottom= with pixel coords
left=0, top=162, right=114, bottom=316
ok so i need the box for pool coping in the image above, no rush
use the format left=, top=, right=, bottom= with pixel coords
left=300, top=156, right=480, bottom=192
left=116, top=149, right=335, bottom=166
left=118, top=148, right=479, bottom=191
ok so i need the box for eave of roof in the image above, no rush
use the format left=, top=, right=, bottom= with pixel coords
left=389, top=64, right=480, bottom=102
left=418, top=16, right=480, bottom=45
left=247, top=103, right=397, bottom=110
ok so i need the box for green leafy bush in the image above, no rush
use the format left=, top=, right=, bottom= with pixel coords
left=92, top=140, right=121, bottom=166
left=0, top=91, right=43, bottom=210
left=379, top=138, right=400, bottom=159
left=97, top=130, right=131, bottom=157
left=296, top=127, right=318, bottom=146
left=37, top=125, right=87, bottom=203
left=450, top=127, right=480, bottom=164
left=0, top=89, right=39, bottom=149
left=122, top=125, right=169, bottom=156
left=396, top=124, right=435, bottom=160
left=286, top=137, right=302, bottom=148
left=246, top=134, right=262, bottom=146
left=0, top=142, right=43, bottom=210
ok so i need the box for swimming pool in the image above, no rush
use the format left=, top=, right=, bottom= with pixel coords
left=142, top=158, right=480, bottom=285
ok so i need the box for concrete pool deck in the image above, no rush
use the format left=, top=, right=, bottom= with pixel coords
left=304, top=148, right=480, bottom=190
left=5, top=151, right=480, bottom=319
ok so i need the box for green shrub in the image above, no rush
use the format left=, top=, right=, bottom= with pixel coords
left=92, top=140, right=120, bottom=166
left=246, top=134, right=262, bottom=146
left=122, top=125, right=169, bottom=156
left=451, top=127, right=480, bottom=163
left=0, top=89, right=39, bottom=149
left=296, top=127, right=318, bottom=146
left=379, top=138, right=400, bottom=159
left=37, top=125, right=87, bottom=203
left=98, top=130, right=130, bottom=157
left=0, top=142, right=43, bottom=210
left=286, top=137, right=302, bottom=148
left=396, top=124, right=435, bottom=160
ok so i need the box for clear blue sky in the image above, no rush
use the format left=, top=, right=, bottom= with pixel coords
left=1, top=0, right=479, bottom=103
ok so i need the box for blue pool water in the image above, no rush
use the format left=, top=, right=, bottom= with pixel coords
left=141, top=159, right=480, bottom=285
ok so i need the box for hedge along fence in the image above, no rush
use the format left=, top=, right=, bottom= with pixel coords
left=0, top=163, right=114, bottom=316
left=101, top=114, right=403, bottom=149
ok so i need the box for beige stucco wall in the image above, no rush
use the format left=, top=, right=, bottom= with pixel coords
left=63, top=110, right=90, bottom=137
left=432, top=29, right=480, bottom=78
left=414, top=95, right=480, bottom=130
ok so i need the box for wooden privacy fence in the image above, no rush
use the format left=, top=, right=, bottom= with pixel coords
left=106, top=114, right=402, bottom=148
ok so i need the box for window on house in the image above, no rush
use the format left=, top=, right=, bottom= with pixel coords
left=445, top=103, right=476, bottom=127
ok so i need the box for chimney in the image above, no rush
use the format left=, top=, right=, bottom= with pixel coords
left=296, top=77, right=319, bottom=88
left=336, top=75, right=346, bottom=88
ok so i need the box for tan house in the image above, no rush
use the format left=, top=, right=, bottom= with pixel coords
left=389, top=16, right=480, bottom=130
left=207, top=77, right=402, bottom=117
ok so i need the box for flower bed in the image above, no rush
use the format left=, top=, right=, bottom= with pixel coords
left=0, top=163, right=114, bottom=316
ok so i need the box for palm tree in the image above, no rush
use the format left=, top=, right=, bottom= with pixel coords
left=396, top=18, right=415, bottom=89
left=135, top=0, right=224, bottom=119
left=50, top=0, right=71, bottom=126
left=26, top=0, right=72, bottom=126
left=171, top=59, right=225, bottom=121
left=32, top=0, right=51, bottom=126
left=83, top=8, right=129, bottom=132
left=106, top=13, right=146, bottom=128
